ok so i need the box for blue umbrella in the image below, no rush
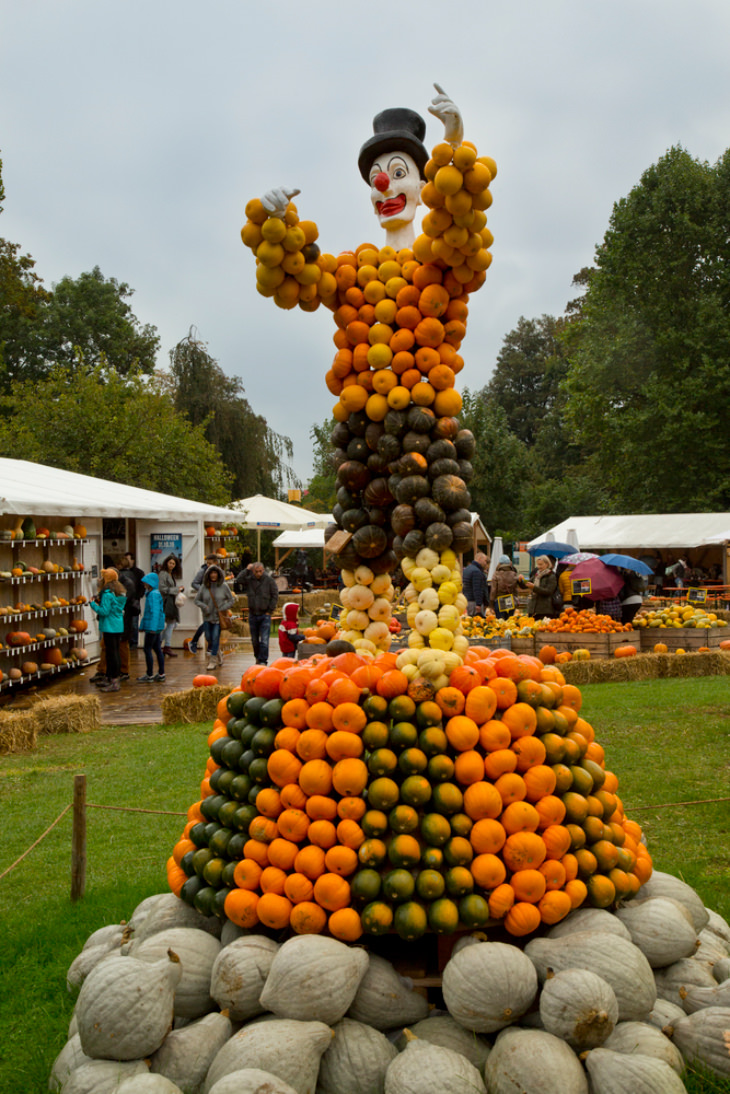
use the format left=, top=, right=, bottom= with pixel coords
left=599, top=553, right=653, bottom=576
left=527, top=541, right=577, bottom=559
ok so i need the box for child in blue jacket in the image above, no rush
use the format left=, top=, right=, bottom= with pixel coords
left=89, top=568, right=127, bottom=692
left=138, top=571, right=166, bottom=682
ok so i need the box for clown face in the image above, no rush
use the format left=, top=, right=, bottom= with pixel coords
left=369, top=151, right=424, bottom=237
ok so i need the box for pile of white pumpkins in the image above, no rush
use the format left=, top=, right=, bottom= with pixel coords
left=54, top=870, right=730, bottom=1094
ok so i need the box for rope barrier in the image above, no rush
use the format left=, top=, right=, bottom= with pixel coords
left=626, top=796, right=730, bottom=812
left=86, top=803, right=187, bottom=817
left=0, top=803, right=72, bottom=881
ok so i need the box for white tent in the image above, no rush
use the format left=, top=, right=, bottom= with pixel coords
left=528, top=514, right=730, bottom=551
left=231, top=495, right=332, bottom=557
left=0, top=458, right=239, bottom=521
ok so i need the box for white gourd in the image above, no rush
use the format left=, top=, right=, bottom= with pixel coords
left=207, top=1071, right=299, bottom=1094
left=131, top=928, right=221, bottom=1019
left=547, top=907, right=631, bottom=941
left=696, top=928, right=730, bottom=964
left=615, top=897, right=698, bottom=967
left=633, top=870, right=709, bottom=932
left=524, top=929, right=656, bottom=1022
left=682, top=978, right=730, bottom=1014
left=82, top=925, right=125, bottom=952
left=69, top=1013, right=79, bottom=1038
left=128, top=893, right=221, bottom=944
left=584, top=1047, right=687, bottom=1094
left=669, top=1006, right=730, bottom=1077
left=714, top=958, right=730, bottom=983
left=538, top=968, right=618, bottom=1049
left=149, top=1011, right=233, bottom=1093
left=384, top=1038, right=486, bottom=1094
left=647, top=997, right=686, bottom=1031
left=49, top=1034, right=92, bottom=1092
left=485, top=1027, right=588, bottom=1094
left=346, top=954, right=429, bottom=1030
left=76, top=952, right=182, bottom=1061
left=203, top=1018, right=333, bottom=1094
left=128, top=893, right=167, bottom=933
left=602, top=1019, right=684, bottom=1073
left=316, top=1017, right=398, bottom=1094
left=705, top=908, right=730, bottom=947
left=259, top=935, right=368, bottom=1025
left=67, top=946, right=120, bottom=994
left=210, top=935, right=279, bottom=1020
left=441, top=940, right=538, bottom=1033
left=115, top=1077, right=184, bottom=1093
left=219, top=919, right=247, bottom=948
left=59, top=1058, right=149, bottom=1094
left=397, top=1015, right=491, bottom=1069
left=653, top=957, right=718, bottom=1006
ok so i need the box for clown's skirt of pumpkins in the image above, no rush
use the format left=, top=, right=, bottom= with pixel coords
left=168, top=648, right=652, bottom=942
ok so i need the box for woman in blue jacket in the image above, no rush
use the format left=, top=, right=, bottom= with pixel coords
left=89, top=568, right=127, bottom=692
left=137, top=572, right=167, bottom=682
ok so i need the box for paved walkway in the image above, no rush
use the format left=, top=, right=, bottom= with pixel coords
left=1, top=639, right=259, bottom=726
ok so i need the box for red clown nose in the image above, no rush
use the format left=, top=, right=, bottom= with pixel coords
left=373, top=171, right=390, bottom=193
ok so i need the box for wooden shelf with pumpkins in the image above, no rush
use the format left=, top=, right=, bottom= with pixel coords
left=204, top=526, right=242, bottom=575
left=0, top=518, right=90, bottom=691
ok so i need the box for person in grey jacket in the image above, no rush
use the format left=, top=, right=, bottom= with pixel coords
left=234, top=561, right=280, bottom=665
left=187, top=555, right=218, bottom=654
left=194, top=564, right=235, bottom=669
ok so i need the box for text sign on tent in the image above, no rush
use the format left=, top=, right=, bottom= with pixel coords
left=497, top=595, right=516, bottom=613
left=151, top=532, right=182, bottom=567
left=687, top=587, right=707, bottom=605
left=572, top=578, right=592, bottom=596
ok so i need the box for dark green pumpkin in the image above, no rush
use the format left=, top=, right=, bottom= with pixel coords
left=432, top=474, right=470, bottom=512
left=391, top=504, right=417, bottom=537
left=395, top=475, right=430, bottom=505
left=406, top=405, right=436, bottom=434
left=425, top=522, right=454, bottom=551
left=352, top=524, right=388, bottom=559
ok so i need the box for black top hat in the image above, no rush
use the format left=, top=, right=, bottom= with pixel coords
left=358, top=107, right=429, bottom=183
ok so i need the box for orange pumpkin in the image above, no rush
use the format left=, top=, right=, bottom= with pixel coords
left=614, top=645, right=637, bottom=658
left=538, top=645, right=557, bottom=664
left=192, top=673, right=218, bottom=687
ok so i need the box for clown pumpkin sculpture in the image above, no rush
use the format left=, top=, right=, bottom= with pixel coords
left=240, top=85, right=497, bottom=678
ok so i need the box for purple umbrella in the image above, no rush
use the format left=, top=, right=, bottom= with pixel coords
left=568, top=558, right=625, bottom=601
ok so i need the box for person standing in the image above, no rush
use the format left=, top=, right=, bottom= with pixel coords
left=137, top=572, right=166, bottom=682
left=89, top=568, right=126, bottom=692
left=194, top=563, right=235, bottom=670
left=158, top=554, right=184, bottom=657
left=234, top=561, right=279, bottom=665
left=278, top=602, right=305, bottom=657
left=120, top=552, right=145, bottom=648
left=523, top=556, right=558, bottom=619
left=187, top=555, right=218, bottom=654
left=462, top=553, right=489, bottom=617
left=489, top=554, right=520, bottom=619
left=619, top=569, right=646, bottom=625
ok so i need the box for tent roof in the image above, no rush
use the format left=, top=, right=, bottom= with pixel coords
left=0, top=458, right=241, bottom=522
left=529, top=514, right=730, bottom=552
left=231, top=495, right=332, bottom=530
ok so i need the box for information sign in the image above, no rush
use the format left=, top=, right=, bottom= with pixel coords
left=572, top=578, right=592, bottom=596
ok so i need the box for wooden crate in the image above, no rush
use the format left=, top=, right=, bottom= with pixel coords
left=510, top=635, right=535, bottom=655
left=534, top=630, right=639, bottom=659
left=467, top=634, right=512, bottom=651
left=638, top=627, right=726, bottom=652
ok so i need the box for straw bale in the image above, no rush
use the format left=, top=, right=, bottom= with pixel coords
left=33, top=694, right=101, bottom=735
left=161, top=683, right=232, bottom=724
left=560, top=650, right=730, bottom=686
left=0, top=710, right=38, bottom=755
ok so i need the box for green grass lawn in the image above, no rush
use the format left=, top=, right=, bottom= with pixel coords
left=0, top=677, right=729, bottom=1093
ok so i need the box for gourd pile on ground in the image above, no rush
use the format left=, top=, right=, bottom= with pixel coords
left=634, top=605, right=728, bottom=631
left=167, top=648, right=654, bottom=943
left=241, top=139, right=494, bottom=652
left=54, top=869, right=730, bottom=1092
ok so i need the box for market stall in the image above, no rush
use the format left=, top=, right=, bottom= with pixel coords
left=0, top=459, right=242, bottom=690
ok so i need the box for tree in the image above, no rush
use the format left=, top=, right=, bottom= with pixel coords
left=305, top=416, right=338, bottom=513
left=168, top=330, right=298, bottom=500
left=0, top=153, right=52, bottom=390
left=0, top=366, right=232, bottom=504
left=459, top=388, right=532, bottom=540
left=486, top=315, right=569, bottom=447
left=562, top=145, right=730, bottom=511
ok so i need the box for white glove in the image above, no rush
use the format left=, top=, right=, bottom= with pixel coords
left=261, top=186, right=301, bottom=218
left=428, top=82, right=464, bottom=146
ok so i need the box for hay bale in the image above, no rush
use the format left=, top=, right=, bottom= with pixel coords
left=161, top=683, right=232, bottom=724
left=33, top=694, right=101, bottom=735
left=560, top=650, right=730, bottom=686
left=0, top=710, right=38, bottom=755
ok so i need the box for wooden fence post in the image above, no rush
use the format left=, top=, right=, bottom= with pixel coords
left=71, top=773, right=87, bottom=902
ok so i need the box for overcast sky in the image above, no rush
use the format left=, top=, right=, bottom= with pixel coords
left=2, top=1, right=729, bottom=490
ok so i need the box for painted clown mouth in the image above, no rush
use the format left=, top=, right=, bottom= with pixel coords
left=376, top=194, right=407, bottom=218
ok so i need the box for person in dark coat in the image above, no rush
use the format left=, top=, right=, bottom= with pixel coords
left=462, top=553, right=489, bottom=616
left=524, top=555, right=558, bottom=618
left=234, top=561, right=280, bottom=665
left=489, top=554, right=520, bottom=619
